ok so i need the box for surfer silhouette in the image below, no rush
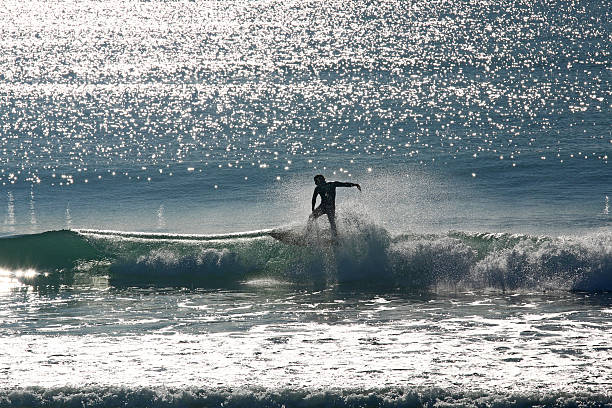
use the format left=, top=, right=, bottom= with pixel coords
left=308, top=174, right=361, bottom=239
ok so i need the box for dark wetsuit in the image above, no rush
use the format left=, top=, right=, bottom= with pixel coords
left=310, top=181, right=358, bottom=237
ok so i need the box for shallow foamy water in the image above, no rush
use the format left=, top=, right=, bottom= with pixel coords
left=2, top=285, right=612, bottom=400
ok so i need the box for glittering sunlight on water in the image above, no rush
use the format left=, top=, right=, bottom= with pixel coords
left=0, top=0, right=608, bottom=188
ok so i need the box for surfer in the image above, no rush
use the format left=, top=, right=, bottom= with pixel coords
left=308, top=174, right=361, bottom=239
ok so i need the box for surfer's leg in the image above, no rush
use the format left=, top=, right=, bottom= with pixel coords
left=309, top=207, right=324, bottom=223
left=307, top=206, right=325, bottom=234
left=311, top=206, right=325, bottom=218
left=327, top=211, right=337, bottom=239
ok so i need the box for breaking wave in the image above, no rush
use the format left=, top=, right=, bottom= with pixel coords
left=1, top=385, right=610, bottom=408
left=0, top=222, right=610, bottom=292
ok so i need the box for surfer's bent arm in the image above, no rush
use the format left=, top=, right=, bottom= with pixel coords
left=311, top=188, right=319, bottom=211
left=332, top=181, right=361, bottom=191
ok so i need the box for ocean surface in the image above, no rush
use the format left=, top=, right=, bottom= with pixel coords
left=0, top=0, right=611, bottom=406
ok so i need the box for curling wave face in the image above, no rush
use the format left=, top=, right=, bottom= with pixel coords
left=0, top=222, right=610, bottom=292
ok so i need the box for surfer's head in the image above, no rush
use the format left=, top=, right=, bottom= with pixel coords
left=314, top=174, right=326, bottom=185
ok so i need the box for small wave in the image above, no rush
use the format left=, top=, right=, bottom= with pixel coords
left=1, top=386, right=610, bottom=408
left=0, top=226, right=610, bottom=292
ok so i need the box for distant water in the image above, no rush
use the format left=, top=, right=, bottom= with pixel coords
left=0, top=0, right=610, bottom=406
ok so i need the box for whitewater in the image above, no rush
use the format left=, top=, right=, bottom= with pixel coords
left=1, top=0, right=611, bottom=406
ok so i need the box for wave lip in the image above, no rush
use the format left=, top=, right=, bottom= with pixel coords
left=76, top=228, right=275, bottom=241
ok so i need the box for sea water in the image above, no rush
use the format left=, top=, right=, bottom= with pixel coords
left=0, top=0, right=610, bottom=406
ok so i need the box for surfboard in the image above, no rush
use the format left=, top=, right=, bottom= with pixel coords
left=269, top=227, right=335, bottom=247
left=269, top=228, right=305, bottom=246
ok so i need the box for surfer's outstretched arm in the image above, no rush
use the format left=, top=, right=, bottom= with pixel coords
left=332, top=181, right=361, bottom=191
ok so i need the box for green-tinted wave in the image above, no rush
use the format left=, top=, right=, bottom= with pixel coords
left=0, top=227, right=610, bottom=292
